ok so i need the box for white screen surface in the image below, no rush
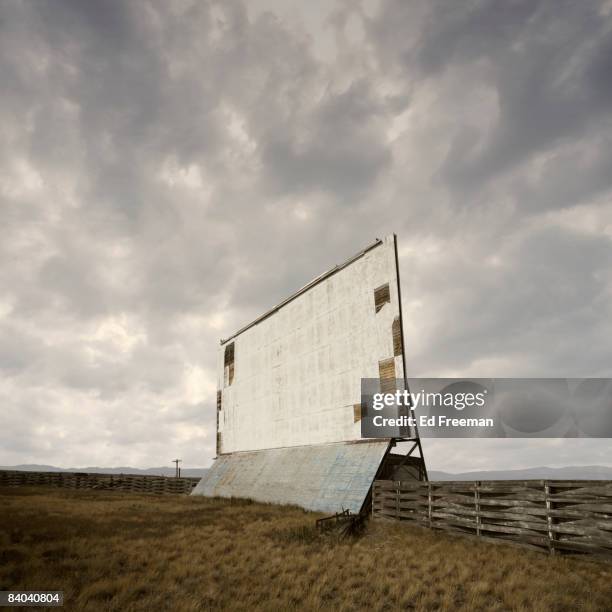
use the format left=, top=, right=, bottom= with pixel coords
left=217, top=235, right=405, bottom=453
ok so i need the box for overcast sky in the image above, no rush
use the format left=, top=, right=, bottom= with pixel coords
left=1, top=0, right=611, bottom=471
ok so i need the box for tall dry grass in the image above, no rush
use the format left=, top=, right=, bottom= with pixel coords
left=1, top=487, right=610, bottom=611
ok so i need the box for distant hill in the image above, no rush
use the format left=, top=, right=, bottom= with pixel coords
left=0, top=464, right=209, bottom=478
left=3, top=464, right=611, bottom=481
left=429, top=465, right=612, bottom=481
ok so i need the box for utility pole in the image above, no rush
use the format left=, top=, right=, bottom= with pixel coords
left=172, top=459, right=182, bottom=478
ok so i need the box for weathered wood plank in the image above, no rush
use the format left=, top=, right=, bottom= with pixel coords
left=0, top=469, right=198, bottom=495
left=372, top=478, right=612, bottom=560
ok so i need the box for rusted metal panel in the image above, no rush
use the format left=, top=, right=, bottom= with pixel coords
left=378, top=357, right=396, bottom=394
left=191, top=440, right=391, bottom=514
left=223, top=342, right=234, bottom=387
left=392, top=317, right=402, bottom=357
left=374, top=283, right=390, bottom=313
left=216, top=391, right=222, bottom=456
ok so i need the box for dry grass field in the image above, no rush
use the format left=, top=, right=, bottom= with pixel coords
left=1, top=487, right=611, bottom=611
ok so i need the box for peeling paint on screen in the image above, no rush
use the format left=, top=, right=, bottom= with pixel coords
left=378, top=358, right=396, bottom=394
left=223, top=342, right=234, bottom=387
left=393, top=317, right=402, bottom=357
left=353, top=403, right=362, bottom=423
left=374, top=283, right=390, bottom=313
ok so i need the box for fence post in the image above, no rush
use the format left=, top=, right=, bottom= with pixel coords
left=475, top=482, right=481, bottom=537
left=395, top=481, right=400, bottom=520
left=371, top=482, right=375, bottom=518
left=544, top=481, right=555, bottom=555
left=428, top=482, right=433, bottom=529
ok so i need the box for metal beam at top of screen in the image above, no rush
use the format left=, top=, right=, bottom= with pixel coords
left=219, top=238, right=384, bottom=345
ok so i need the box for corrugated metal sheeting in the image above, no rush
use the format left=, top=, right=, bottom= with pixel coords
left=191, top=440, right=391, bottom=514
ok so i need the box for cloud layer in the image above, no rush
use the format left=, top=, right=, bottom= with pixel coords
left=1, top=0, right=611, bottom=470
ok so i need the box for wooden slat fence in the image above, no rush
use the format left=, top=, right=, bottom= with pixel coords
left=373, top=479, right=612, bottom=559
left=0, top=470, right=200, bottom=495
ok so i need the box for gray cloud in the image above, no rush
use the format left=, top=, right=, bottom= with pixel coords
left=365, top=0, right=612, bottom=207
left=1, top=0, right=611, bottom=471
left=260, top=79, right=394, bottom=196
